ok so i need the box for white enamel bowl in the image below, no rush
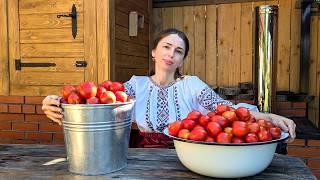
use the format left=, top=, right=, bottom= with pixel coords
left=163, top=128, right=289, bottom=178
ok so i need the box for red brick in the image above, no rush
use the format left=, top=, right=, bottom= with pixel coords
left=278, top=109, right=306, bottom=117
left=292, top=102, right=307, bottom=109
left=26, top=132, right=52, bottom=141
left=0, top=131, right=24, bottom=139
left=0, top=96, right=24, bottom=104
left=25, top=96, right=45, bottom=104
left=12, top=122, right=38, bottom=131
left=36, top=105, right=44, bottom=114
left=288, top=139, right=306, bottom=146
left=0, top=104, right=8, bottom=112
left=0, top=139, right=12, bottom=144
left=52, top=141, right=64, bottom=145
left=25, top=114, right=51, bottom=123
left=22, top=105, right=35, bottom=114
left=8, top=104, right=22, bottom=113
left=39, top=123, right=62, bottom=132
left=53, top=133, right=64, bottom=140
left=308, top=140, right=320, bottom=147
left=0, top=122, right=11, bottom=130
left=276, top=101, right=292, bottom=110
left=308, top=159, right=320, bottom=169
left=0, top=114, right=24, bottom=122
left=312, top=170, right=320, bottom=180
left=288, top=146, right=320, bottom=158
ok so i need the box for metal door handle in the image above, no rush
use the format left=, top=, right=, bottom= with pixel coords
left=57, top=4, right=77, bottom=39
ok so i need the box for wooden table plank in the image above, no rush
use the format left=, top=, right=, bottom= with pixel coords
left=0, top=144, right=316, bottom=179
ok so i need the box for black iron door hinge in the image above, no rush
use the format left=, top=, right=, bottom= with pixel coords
left=15, top=59, right=56, bottom=70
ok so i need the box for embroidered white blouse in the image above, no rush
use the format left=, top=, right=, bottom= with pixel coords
left=123, top=75, right=257, bottom=133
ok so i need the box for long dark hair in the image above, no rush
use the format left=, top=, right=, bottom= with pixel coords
left=149, top=28, right=189, bottom=79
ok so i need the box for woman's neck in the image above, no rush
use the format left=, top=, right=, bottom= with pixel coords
left=151, top=73, right=175, bottom=87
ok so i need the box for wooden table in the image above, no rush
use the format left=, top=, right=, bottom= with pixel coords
left=0, top=144, right=316, bottom=179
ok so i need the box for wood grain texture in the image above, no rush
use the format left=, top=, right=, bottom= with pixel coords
left=0, top=144, right=316, bottom=179
left=19, top=0, right=83, bottom=14
left=289, top=0, right=300, bottom=93
left=277, top=0, right=291, bottom=91
left=20, top=28, right=84, bottom=43
left=0, top=0, right=9, bottom=95
left=205, top=5, right=217, bottom=87
left=240, top=2, right=253, bottom=84
left=83, top=0, right=97, bottom=82
left=217, top=3, right=241, bottom=86
left=8, top=0, right=21, bottom=96
left=20, top=13, right=84, bottom=29
left=115, top=40, right=149, bottom=57
left=194, top=6, right=206, bottom=81
left=183, top=6, right=194, bottom=75
left=20, top=43, right=84, bottom=58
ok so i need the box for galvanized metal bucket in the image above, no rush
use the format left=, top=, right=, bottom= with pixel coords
left=61, top=101, right=135, bottom=175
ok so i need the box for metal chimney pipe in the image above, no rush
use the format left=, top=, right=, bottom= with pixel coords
left=254, top=5, right=278, bottom=113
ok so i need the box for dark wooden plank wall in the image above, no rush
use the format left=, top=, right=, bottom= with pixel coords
left=114, top=0, right=151, bottom=82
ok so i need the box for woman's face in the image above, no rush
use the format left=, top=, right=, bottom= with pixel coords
left=152, top=34, right=186, bottom=74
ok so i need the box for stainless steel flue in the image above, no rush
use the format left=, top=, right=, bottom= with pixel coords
left=255, top=5, right=278, bottom=113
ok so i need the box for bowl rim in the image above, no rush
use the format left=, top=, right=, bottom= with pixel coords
left=162, top=128, right=289, bottom=146
left=61, top=100, right=135, bottom=107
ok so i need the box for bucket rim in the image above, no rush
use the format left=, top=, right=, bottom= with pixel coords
left=61, top=100, right=135, bottom=108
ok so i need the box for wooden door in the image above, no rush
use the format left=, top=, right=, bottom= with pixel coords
left=8, top=0, right=97, bottom=96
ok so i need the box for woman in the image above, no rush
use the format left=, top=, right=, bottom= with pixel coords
left=42, top=28, right=296, bottom=148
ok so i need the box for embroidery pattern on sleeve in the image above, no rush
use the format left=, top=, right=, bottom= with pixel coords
left=198, top=86, right=233, bottom=111
left=145, top=85, right=155, bottom=131
left=173, top=86, right=181, bottom=120
left=156, top=88, right=169, bottom=132
left=123, top=81, right=136, bottom=98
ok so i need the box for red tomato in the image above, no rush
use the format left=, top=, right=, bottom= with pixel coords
left=86, top=97, right=99, bottom=104
left=199, top=115, right=210, bottom=127
left=178, top=129, right=190, bottom=139
left=248, top=115, right=257, bottom=123
left=187, top=111, right=202, bottom=122
left=235, top=107, right=250, bottom=121
left=100, top=91, right=116, bottom=104
left=207, top=121, right=222, bottom=137
left=207, top=111, right=216, bottom=118
left=215, top=104, right=231, bottom=115
left=205, top=136, right=215, bottom=142
left=189, top=129, right=207, bottom=141
left=265, top=121, right=275, bottom=129
left=232, top=121, right=249, bottom=137
left=222, top=111, right=238, bottom=124
left=216, top=132, right=232, bottom=143
left=79, top=81, right=97, bottom=99
left=96, top=86, right=107, bottom=98
left=181, top=119, right=196, bottom=130
left=248, top=122, right=260, bottom=134
left=224, top=127, right=233, bottom=136
left=193, top=124, right=205, bottom=130
left=110, top=82, right=124, bottom=93
left=61, top=85, right=76, bottom=99
left=114, top=91, right=128, bottom=102
left=99, top=80, right=113, bottom=91
left=168, top=121, right=182, bottom=137
left=67, top=93, right=84, bottom=104
left=231, top=137, right=245, bottom=143
left=257, top=119, right=267, bottom=128
left=269, top=127, right=281, bottom=139
left=258, top=129, right=272, bottom=142
left=210, top=115, right=229, bottom=128
left=245, top=133, right=259, bottom=143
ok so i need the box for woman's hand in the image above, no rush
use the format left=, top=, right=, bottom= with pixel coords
left=250, top=111, right=296, bottom=143
left=42, top=95, right=63, bottom=125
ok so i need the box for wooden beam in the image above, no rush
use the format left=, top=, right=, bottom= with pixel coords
left=153, top=0, right=275, bottom=8
left=0, top=0, right=9, bottom=95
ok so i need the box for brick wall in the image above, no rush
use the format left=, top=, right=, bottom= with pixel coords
left=0, top=96, right=63, bottom=144
left=288, top=139, right=320, bottom=179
